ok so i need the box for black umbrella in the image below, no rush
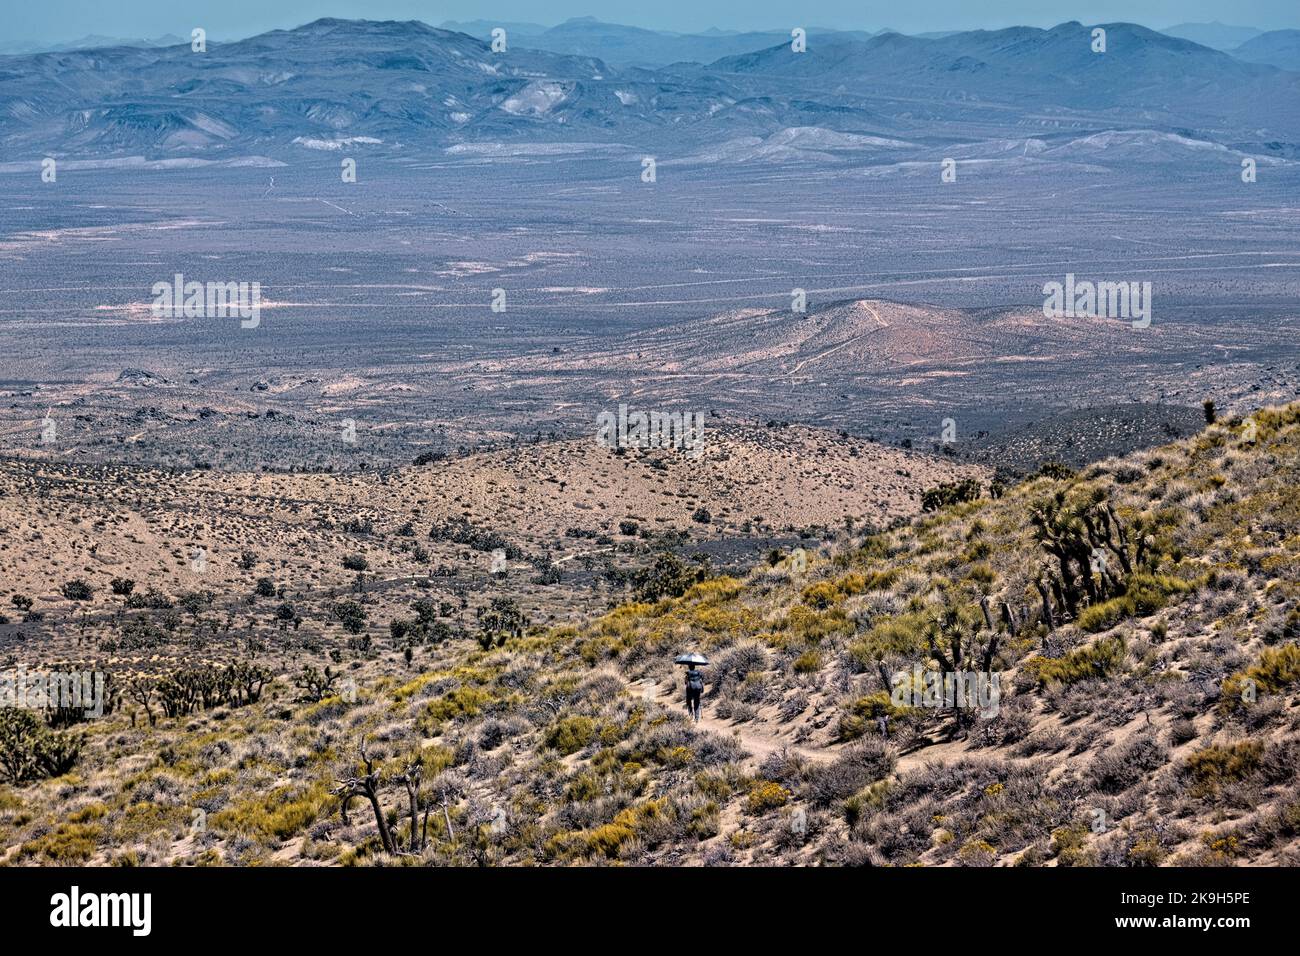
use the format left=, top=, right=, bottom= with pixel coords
left=674, top=653, right=710, bottom=666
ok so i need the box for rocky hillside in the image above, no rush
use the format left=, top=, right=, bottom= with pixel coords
left=3, top=405, right=1300, bottom=866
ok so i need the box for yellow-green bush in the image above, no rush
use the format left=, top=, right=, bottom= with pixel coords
left=695, top=771, right=735, bottom=801
left=779, top=605, right=854, bottom=644
left=1182, top=741, right=1264, bottom=796
left=837, top=691, right=907, bottom=741
left=686, top=801, right=720, bottom=839
left=211, top=781, right=332, bottom=841
left=792, top=648, right=822, bottom=674
left=19, top=822, right=102, bottom=863
left=1221, top=644, right=1300, bottom=711
left=416, top=685, right=494, bottom=734
left=545, top=798, right=674, bottom=860
left=544, top=715, right=597, bottom=755
left=745, top=781, right=791, bottom=814
left=846, top=612, right=933, bottom=668
left=801, top=570, right=898, bottom=609
left=68, top=803, right=108, bottom=823
left=1077, top=574, right=1192, bottom=632
left=113, top=802, right=193, bottom=843
left=1024, top=636, right=1126, bottom=686
left=1050, top=824, right=1096, bottom=867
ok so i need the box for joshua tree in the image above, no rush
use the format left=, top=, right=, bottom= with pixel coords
left=1031, top=488, right=1154, bottom=625
left=229, top=661, right=271, bottom=705
left=295, top=664, right=338, bottom=702
left=332, top=740, right=394, bottom=855
left=431, top=770, right=467, bottom=845
left=178, top=589, right=214, bottom=632
left=127, top=676, right=157, bottom=727
left=924, top=605, right=1001, bottom=735
left=0, top=708, right=80, bottom=783
left=400, top=758, right=430, bottom=853
left=274, top=603, right=296, bottom=632
left=475, top=597, right=527, bottom=650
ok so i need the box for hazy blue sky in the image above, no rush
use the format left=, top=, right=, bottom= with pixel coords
left=8, top=1, right=1299, bottom=42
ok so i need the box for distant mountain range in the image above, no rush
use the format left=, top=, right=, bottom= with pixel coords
left=1161, top=21, right=1263, bottom=50
left=1, top=18, right=1297, bottom=164
left=437, top=16, right=885, bottom=67
left=0, top=33, right=187, bottom=55
left=1230, top=29, right=1300, bottom=70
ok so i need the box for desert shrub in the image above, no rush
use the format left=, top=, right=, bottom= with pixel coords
left=801, top=571, right=897, bottom=610
left=1050, top=824, right=1096, bottom=866
left=329, top=600, right=367, bottom=634
left=1221, top=643, right=1300, bottom=712
left=757, top=749, right=808, bottom=788
left=1181, top=741, right=1264, bottom=797
left=780, top=605, right=854, bottom=644
left=805, top=740, right=896, bottom=807
left=1167, top=718, right=1197, bottom=746
left=546, top=798, right=676, bottom=861
left=712, top=643, right=768, bottom=693
left=68, top=803, right=108, bottom=823
left=1077, top=574, right=1192, bottom=632
left=428, top=517, right=511, bottom=554
left=694, top=771, right=736, bottom=801
left=1086, top=735, right=1168, bottom=795
left=745, top=781, right=791, bottom=814
left=1260, top=607, right=1300, bottom=646
left=417, top=685, right=493, bottom=734
left=836, top=692, right=907, bottom=742
left=1034, top=461, right=1076, bottom=481
left=18, top=822, right=102, bottom=863
left=628, top=553, right=709, bottom=603
left=1015, top=728, right=1069, bottom=757
left=1024, top=636, right=1126, bottom=687
left=847, top=612, right=933, bottom=669
left=956, top=839, right=997, bottom=867
left=792, top=649, right=822, bottom=674
left=685, top=800, right=721, bottom=839
left=800, top=580, right=842, bottom=611
left=212, top=781, right=334, bottom=843
left=778, top=691, right=810, bottom=722
left=1125, top=831, right=1170, bottom=867
left=478, top=719, right=508, bottom=751
left=61, top=578, right=94, bottom=601
left=545, top=716, right=598, bottom=756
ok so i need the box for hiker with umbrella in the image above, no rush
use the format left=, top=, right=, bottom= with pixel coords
left=674, top=653, right=709, bottom=723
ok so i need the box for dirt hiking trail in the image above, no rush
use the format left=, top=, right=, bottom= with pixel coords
left=632, top=677, right=834, bottom=766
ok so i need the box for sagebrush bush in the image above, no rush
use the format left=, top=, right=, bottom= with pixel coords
left=805, top=740, right=895, bottom=807
left=1086, top=735, right=1168, bottom=795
